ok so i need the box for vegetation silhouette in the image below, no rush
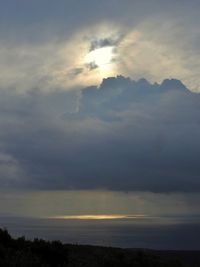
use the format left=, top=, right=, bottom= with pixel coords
left=0, top=228, right=68, bottom=266
left=0, top=228, right=199, bottom=266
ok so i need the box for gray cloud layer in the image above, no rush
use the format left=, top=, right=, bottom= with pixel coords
left=0, top=0, right=200, bottom=192
left=0, top=76, right=200, bottom=192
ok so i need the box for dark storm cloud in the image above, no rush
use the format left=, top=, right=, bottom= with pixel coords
left=0, top=76, right=200, bottom=192
left=0, top=0, right=200, bottom=192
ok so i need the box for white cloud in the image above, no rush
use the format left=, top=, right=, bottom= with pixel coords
left=116, top=19, right=200, bottom=91
left=0, top=18, right=199, bottom=92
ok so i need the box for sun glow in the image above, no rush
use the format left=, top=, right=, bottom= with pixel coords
left=85, top=46, right=115, bottom=68
left=49, top=214, right=146, bottom=220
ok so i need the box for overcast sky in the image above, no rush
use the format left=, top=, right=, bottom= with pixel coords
left=0, top=0, right=200, bottom=219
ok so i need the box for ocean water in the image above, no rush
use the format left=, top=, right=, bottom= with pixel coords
left=0, top=216, right=200, bottom=250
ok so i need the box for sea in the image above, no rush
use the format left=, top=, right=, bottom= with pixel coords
left=0, top=216, right=200, bottom=250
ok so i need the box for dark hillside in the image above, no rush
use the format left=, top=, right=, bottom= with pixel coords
left=0, top=228, right=200, bottom=267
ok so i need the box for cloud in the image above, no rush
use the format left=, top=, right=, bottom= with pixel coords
left=0, top=1, right=200, bottom=93
left=85, top=62, right=99, bottom=71
left=0, top=23, right=121, bottom=91
left=116, top=20, right=200, bottom=91
left=68, top=68, right=84, bottom=78
left=89, top=35, right=123, bottom=51
left=0, top=152, right=26, bottom=187
left=1, top=190, right=199, bottom=218
left=0, top=76, right=200, bottom=192
left=0, top=19, right=199, bottom=93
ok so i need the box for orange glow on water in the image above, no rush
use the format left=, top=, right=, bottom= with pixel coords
left=49, top=214, right=146, bottom=220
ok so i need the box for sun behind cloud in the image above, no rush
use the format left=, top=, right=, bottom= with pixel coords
left=84, top=45, right=116, bottom=80
left=85, top=46, right=115, bottom=68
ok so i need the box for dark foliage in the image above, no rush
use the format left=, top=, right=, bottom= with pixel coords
left=0, top=229, right=68, bottom=266
left=0, top=228, right=199, bottom=267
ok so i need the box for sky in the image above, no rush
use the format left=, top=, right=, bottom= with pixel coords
left=0, top=0, right=200, bottom=243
